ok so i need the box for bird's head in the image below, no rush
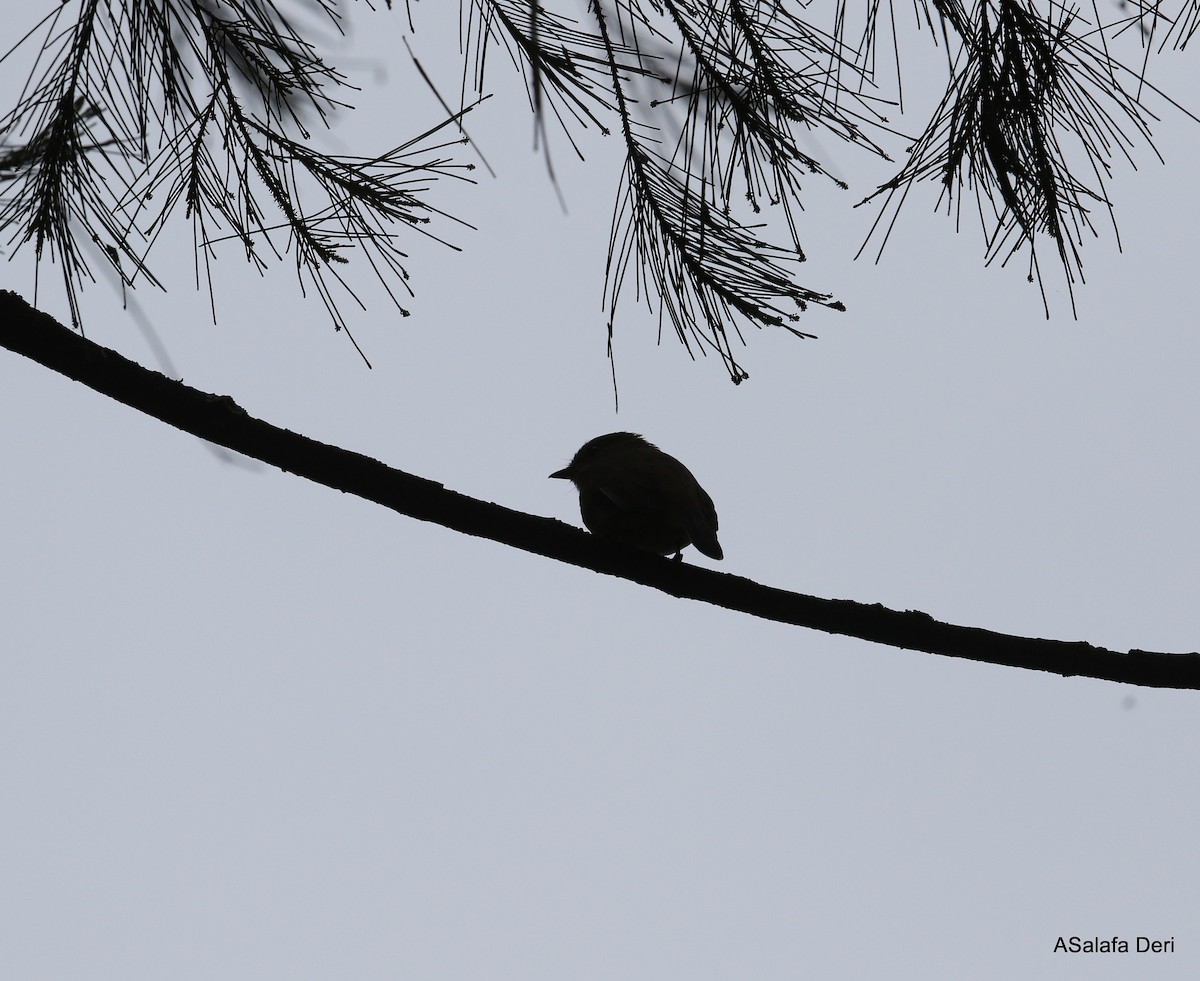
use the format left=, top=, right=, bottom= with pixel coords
left=548, top=432, right=651, bottom=484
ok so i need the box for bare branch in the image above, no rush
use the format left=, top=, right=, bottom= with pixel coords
left=4, top=288, right=1197, bottom=690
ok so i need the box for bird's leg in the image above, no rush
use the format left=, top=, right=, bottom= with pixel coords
left=671, top=551, right=683, bottom=563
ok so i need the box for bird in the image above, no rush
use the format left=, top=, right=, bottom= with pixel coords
left=550, top=432, right=723, bottom=560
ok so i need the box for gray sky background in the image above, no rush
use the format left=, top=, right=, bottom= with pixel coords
left=2, top=3, right=1199, bottom=979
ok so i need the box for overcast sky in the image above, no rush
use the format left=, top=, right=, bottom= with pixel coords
left=3, top=4, right=1199, bottom=979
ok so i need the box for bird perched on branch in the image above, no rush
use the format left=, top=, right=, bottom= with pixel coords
left=550, top=432, right=723, bottom=561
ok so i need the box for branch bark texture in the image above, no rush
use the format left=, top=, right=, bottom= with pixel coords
left=3, top=291, right=1197, bottom=689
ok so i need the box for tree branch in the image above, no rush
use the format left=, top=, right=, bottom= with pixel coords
left=3, top=289, right=1197, bottom=690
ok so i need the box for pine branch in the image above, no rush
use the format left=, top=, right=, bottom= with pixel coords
left=1122, top=0, right=1200, bottom=50
left=654, top=0, right=892, bottom=253
left=5, top=289, right=1198, bottom=690
left=465, top=1, right=878, bottom=380
left=0, top=0, right=470, bottom=340
left=461, top=0, right=651, bottom=153
left=594, top=1, right=844, bottom=383
left=858, top=0, right=1164, bottom=313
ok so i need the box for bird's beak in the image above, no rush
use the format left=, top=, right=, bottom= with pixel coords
left=548, top=467, right=572, bottom=480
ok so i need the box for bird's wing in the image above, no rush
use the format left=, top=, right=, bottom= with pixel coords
left=591, top=450, right=682, bottom=514
left=594, top=450, right=722, bottom=558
